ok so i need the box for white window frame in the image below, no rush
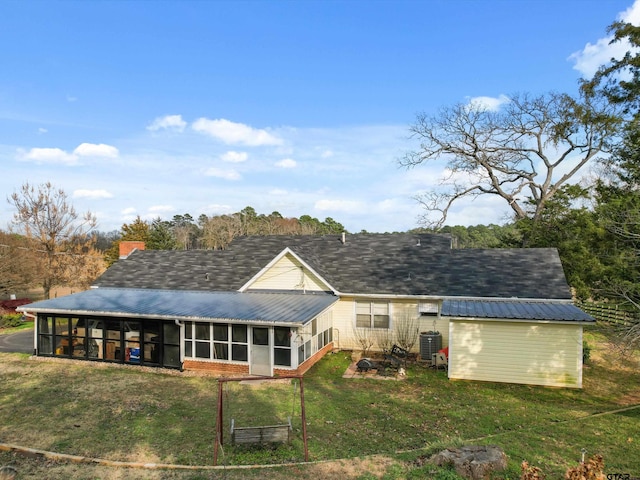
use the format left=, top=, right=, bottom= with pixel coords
left=184, top=321, right=249, bottom=363
left=355, top=300, right=391, bottom=329
left=418, top=302, right=439, bottom=316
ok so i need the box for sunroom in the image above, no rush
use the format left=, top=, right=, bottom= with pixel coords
left=20, top=287, right=338, bottom=375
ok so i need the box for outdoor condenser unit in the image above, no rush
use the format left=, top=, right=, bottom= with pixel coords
left=419, top=331, right=442, bottom=361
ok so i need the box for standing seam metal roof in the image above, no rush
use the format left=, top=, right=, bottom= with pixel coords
left=441, top=299, right=595, bottom=322
left=19, top=288, right=338, bottom=325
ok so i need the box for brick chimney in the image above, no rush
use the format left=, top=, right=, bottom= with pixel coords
left=119, top=241, right=145, bottom=259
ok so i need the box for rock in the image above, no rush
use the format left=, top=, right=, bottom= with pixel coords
left=430, top=445, right=507, bottom=480
left=0, top=466, right=17, bottom=480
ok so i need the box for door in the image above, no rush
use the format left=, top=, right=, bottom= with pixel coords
left=250, top=327, right=271, bottom=376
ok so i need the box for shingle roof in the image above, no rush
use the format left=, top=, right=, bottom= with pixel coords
left=19, top=288, right=338, bottom=325
left=93, top=233, right=572, bottom=300
left=442, top=299, right=594, bottom=322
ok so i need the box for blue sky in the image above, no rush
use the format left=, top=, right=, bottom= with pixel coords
left=1, top=0, right=637, bottom=234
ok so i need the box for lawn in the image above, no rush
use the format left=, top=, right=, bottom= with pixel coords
left=0, top=326, right=638, bottom=479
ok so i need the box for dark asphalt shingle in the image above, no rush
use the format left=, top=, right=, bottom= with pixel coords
left=93, top=233, right=572, bottom=299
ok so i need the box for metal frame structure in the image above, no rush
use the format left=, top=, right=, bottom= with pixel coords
left=213, top=375, right=309, bottom=466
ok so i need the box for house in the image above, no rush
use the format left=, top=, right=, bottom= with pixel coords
left=18, top=233, right=594, bottom=387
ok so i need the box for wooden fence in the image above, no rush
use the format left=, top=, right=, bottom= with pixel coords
left=577, top=302, right=639, bottom=326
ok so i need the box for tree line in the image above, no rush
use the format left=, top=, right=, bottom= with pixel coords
left=100, top=207, right=346, bottom=266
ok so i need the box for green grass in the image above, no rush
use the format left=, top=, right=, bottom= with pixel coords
left=0, top=326, right=638, bottom=479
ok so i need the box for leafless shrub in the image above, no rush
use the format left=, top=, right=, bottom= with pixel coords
left=374, top=329, right=395, bottom=354
left=564, top=454, right=605, bottom=480
left=352, top=327, right=375, bottom=357
left=394, top=314, right=419, bottom=352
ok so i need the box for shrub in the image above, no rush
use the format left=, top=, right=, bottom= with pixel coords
left=583, top=340, right=592, bottom=364
left=521, top=460, right=545, bottom=480
left=565, top=454, right=605, bottom=480
left=352, top=327, right=375, bottom=357
left=0, top=314, right=24, bottom=329
left=520, top=454, right=605, bottom=480
left=394, top=314, right=419, bottom=353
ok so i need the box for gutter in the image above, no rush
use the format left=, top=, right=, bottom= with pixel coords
left=334, top=293, right=574, bottom=304
left=444, top=315, right=595, bottom=325
left=15, top=307, right=309, bottom=328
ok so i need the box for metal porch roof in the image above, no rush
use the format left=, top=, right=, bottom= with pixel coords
left=441, top=299, right=595, bottom=322
left=18, top=288, right=338, bottom=325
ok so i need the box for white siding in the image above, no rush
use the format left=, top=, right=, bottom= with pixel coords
left=250, top=253, right=330, bottom=292
left=330, top=298, right=449, bottom=353
left=330, top=297, right=357, bottom=350
left=449, top=320, right=583, bottom=388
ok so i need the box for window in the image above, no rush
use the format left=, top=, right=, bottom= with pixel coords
left=356, top=301, right=390, bottom=329
left=213, top=324, right=229, bottom=360
left=163, top=322, right=181, bottom=368
left=195, top=322, right=211, bottom=358
left=274, top=327, right=291, bottom=366
left=38, top=316, right=53, bottom=354
left=125, top=321, right=141, bottom=364
left=183, top=322, right=249, bottom=363
left=231, top=325, right=248, bottom=361
left=419, top=302, right=439, bottom=316
left=144, top=321, right=161, bottom=364
left=37, top=315, right=180, bottom=369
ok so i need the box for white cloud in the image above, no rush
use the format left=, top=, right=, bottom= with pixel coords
left=375, top=198, right=405, bottom=213
left=74, top=143, right=119, bottom=158
left=148, top=205, right=175, bottom=213
left=192, top=118, right=283, bottom=146
left=321, top=150, right=334, bottom=158
left=275, top=158, right=297, bottom=168
left=202, top=204, right=234, bottom=215
left=18, top=143, right=119, bottom=165
left=569, top=0, right=640, bottom=78
left=38, top=128, right=47, bottom=134
left=204, top=167, right=242, bottom=180
left=121, top=207, right=137, bottom=215
left=315, top=199, right=366, bottom=212
left=269, top=188, right=288, bottom=195
left=73, top=189, right=114, bottom=199
left=625, top=0, right=640, bottom=24
left=220, top=151, right=248, bottom=163
left=467, top=94, right=510, bottom=111
left=66, top=95, right=77, bottom=102
left=147, top=114, right=187, bottom=132
left=18, top=147, right=78, bottom=165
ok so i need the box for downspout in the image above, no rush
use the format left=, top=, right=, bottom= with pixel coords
left=174, top=319, right=185, bottom=371
left=22, top=311, right=37, bottom=355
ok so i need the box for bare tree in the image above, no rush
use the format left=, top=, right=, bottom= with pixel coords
left=401, top=91, right=621, bottom=231
left=8, top=182, right=98, bottom=299
left=0, top=231, right=38, bottom=296
left=200, top=214, right=244, bottom=250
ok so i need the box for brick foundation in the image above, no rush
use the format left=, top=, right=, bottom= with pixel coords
left=183, top=342, right=335, bottom=377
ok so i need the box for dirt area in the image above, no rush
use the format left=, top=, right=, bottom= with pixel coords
left=341, top=359, right=407, bottom=380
